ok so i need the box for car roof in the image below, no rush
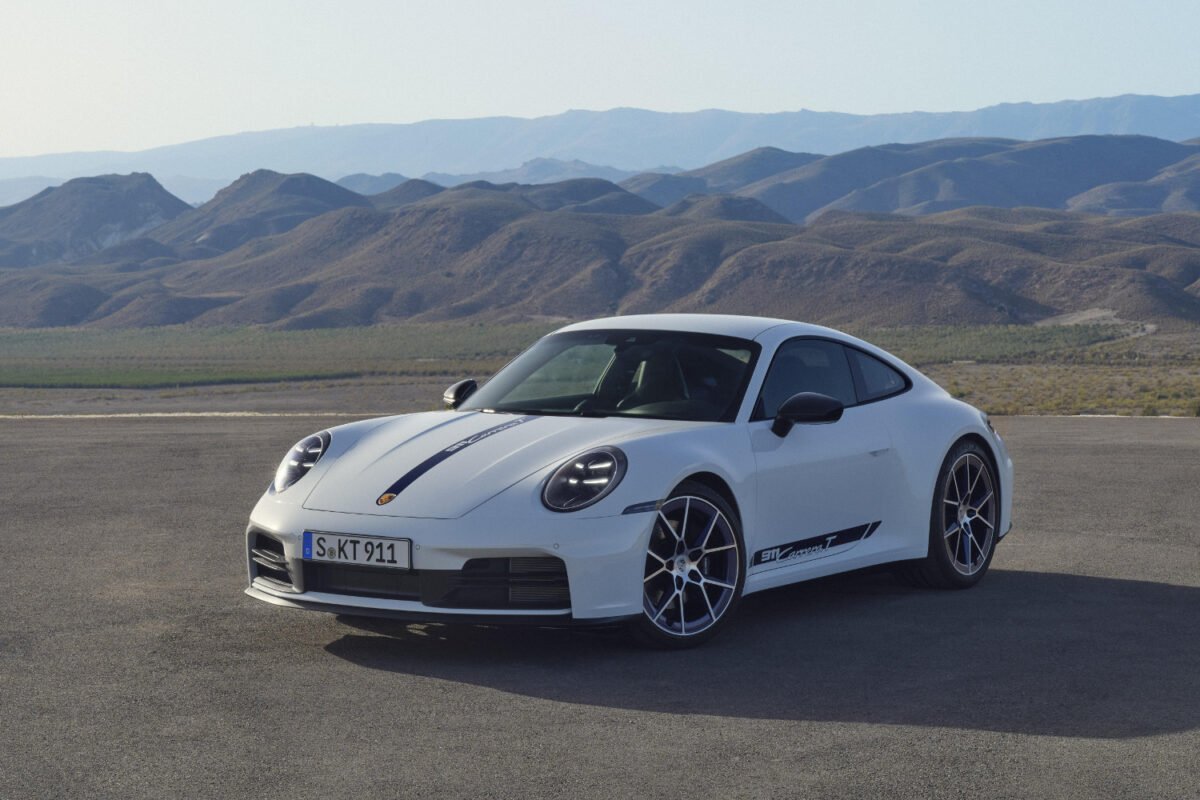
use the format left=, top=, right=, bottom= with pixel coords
left=555, top=314, right=836, bottom=342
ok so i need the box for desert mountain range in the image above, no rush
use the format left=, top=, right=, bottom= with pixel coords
left=2, top=133, right=1200, bottom=329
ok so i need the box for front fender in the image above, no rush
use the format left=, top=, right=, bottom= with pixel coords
left=253, top=414, right=402, bottom=509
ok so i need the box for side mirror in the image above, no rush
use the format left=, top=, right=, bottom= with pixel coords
left=443, top=378, right=478, bottom=409
left=771, top=392, right=844, bottom=437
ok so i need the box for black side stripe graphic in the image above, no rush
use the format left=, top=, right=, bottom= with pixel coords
left=752, top=521, right=881, bottom=567
left=375, top=415, right=536, bottom=505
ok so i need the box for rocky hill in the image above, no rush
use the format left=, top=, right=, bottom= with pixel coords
left=0, top=173, right=189, bottom=267
left=808, top=136, right=1197, bottom=219
left=423, top=158, right=642, bottom=187
left=370, top=179, right=445, bottom=210
left=336, top=172, right=408, bottom=195
left=738, top=139, right=1020, bottom=221
left=149, top=170, right=371, bottom=257
left=623, top=136, right=1200, bottom=222
left=622, top=147, right=822, bottom=206
left=1066, top=154, right=1200, bottom=215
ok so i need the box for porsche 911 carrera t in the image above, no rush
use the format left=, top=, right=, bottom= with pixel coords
left=245, top=314, right=1013, bottom=646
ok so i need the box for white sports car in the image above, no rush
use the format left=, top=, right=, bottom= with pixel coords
left=245, top=314, right=1013, bottom=646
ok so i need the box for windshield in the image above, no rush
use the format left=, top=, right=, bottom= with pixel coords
left=459, top=329, right=760, bottom=422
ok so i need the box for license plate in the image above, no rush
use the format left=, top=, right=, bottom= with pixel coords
left=303, top=531, right=411, bottom=569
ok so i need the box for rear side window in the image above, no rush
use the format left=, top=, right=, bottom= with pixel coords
left=847, top=348, right=908, bottom=403
left=755, top=339, right=856, bottom=418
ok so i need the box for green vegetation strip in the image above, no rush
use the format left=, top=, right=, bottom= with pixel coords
left=855, top=323, right=1138, bottom=366
left=1, top=321, right=1197, bottom=416
left=0, top=323, right=557, bottom=388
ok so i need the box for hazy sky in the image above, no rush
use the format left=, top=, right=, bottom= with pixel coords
left=2, top=0, right=1198, bottom=157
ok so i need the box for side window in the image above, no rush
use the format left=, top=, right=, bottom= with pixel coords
left=756, top=339, right=856, bottom=418
left=847, top=348, right=907, bottom=403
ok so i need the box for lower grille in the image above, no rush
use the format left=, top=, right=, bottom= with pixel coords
left=301, top=556, right=570, bottom=610
left=304, top=563, right=421, bottom=601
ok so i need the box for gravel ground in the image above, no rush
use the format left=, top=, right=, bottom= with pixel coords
left=1, top=415, right=1197, bottom=799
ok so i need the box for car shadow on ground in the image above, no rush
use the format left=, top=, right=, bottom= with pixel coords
left=324, top=569, right=1200, bottom=738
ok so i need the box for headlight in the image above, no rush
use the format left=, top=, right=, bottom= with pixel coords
left=542, top=446, right=627, bottom=512
left=273, top=431, right=331, bottom=493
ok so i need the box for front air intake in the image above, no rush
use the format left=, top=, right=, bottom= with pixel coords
left=250, top=533, right=293, bottom=590
left=299, top=556, right=570, bottom=610
left=424, top=557, right=570, bottom=609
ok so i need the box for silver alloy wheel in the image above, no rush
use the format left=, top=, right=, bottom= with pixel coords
left=643, top=495, right=740, bottom=636
left=941, top=452, right=997, bottom=576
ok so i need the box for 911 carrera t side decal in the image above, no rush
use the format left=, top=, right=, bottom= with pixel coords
left=376, top=414, right=536, bottom=505
left=752, top=521, right=881, bottom=567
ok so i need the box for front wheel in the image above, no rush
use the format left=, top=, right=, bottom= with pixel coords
left=899, top=439, right=999, bottom=590
left=629, top=481, right=745, bottom=648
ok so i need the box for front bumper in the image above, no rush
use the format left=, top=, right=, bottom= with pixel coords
left=244, top=584, right=634, bottom=626
left=245, top=490, right=655, bottom=623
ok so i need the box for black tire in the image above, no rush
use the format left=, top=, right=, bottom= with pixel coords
left=628, top=480, right=746, bottom=649
left=898, top=438, right=999, bottom=590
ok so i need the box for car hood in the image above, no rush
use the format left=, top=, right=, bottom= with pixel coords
left=303, top=410, right=698, bottom=519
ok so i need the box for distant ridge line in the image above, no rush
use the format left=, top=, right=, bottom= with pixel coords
left=2, top=92, right=1199, bottom=189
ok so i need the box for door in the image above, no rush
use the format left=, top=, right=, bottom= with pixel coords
left=748, top=338, right=901, bottom=576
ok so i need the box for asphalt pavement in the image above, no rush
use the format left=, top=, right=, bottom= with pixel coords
left=1, top=415, right=1197, bottom=799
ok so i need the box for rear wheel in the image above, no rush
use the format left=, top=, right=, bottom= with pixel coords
left=629, top=481, right=745, bottom=648
left=899, top=439, right=998, bottom=589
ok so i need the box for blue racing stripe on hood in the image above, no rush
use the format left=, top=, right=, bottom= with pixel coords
left=375, top=414, right=536, bottom=505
